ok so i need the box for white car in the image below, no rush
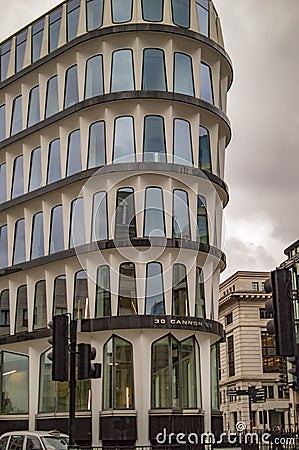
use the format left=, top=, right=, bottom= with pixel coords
left=0, top=431, right=69, bottom=450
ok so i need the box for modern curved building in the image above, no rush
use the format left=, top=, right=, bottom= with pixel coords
left=0, top=0, right=233, bottom=446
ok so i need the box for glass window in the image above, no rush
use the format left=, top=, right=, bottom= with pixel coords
left=16, top=29, right=28, bottom=72
left=53, top=275, right=67, bottom=316
left=67, top=0, right=80, bottom=42
left=69, top=198, right=85, bottom=247
left=32, top=18, right=45, bottom=63
left=197, top=195, right=209, bottom=244
left=199, top=126, right=212, bottom=172
left=31, top=212, right=44, bottom=260
left=200, top=62, right=214, bottom=104
left=143, top=116, right=166, bottom=162
left=27, top=86, right=40, bottom=127
left=0, top=163, right=6, bottom=203
left=145, top=262, right=165, bottom=315
left=0, top=105, right=6, bottom=142
left=1, top=40, right=12, bottom=82
left=96, top=265, right=111, bottom=317
left=86, top=0, right=104, bottom=31
left=91, top=191, right=108, bottom=242
left=73, top=270, right=89, bottom=320
left=142, top=49, right=167, bottom=91
left=13, top=219, right=26, bottom=265
left=66, top=129, right=81, bottom=176
left=195, top=267, right=206, bottom=317
left=172, top=263, right=189, bottom=316
left=49, top=205, right=64, bottom=254
left=111, top=0, right=132, bottom=23
left=1, top=351, right=29, bottom=413
left=47, top=139, right=61, bottom=184
left=172, top=189, right=191, bottom=240
left=118, top=262, right=137, bottom=315
left=45, top=76, right=59, bottom=118
left=64, top=65, right=79, bottom=108
left=49, top=7, right=62, bottom=52
left=0, top=290, right=10, bottom=335
left=88, top=121, right=106, bottom=168
left=174, top=52, right=194, bottom=96
left=85, top=55, right=104, bottom=99
left=261, top=331, right=281, bottom=373
left=0, top=225, right=8, bottom=269
left=111, top=50, right=135, bottom=92
left=211, top=344, right=219, bottom=408
left=144, top=187, right=165, bottom=237
left=15, top=285, right=28, bottom=333
left=173, top=118, right=193, bottom=165
left=113, top=116, right=136, bottom=163
left=151, top=335, right=170, bottom=408
left=103, top=336, right=134, bottom=409
left=10, top=95, right=23, bottom=136
left=142, top=0, right=163, bottom=21
left=227, top=335, right=235, bottom=377
left=196, top=0, right=209, bottom=36
left=28, top=147, right=42, bottom=192
left=115, top=188, right=136, bottom=238
left=171, top=0, right=190, bottom=28
left=33, top=280, right=47, bottom=330
left=11, top=155, right=24, bottom=199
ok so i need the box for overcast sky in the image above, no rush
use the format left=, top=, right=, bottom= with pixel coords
left=0, top=0, right=298, bottom=280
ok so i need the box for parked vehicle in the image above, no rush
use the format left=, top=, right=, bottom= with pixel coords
left=0, top=430, right=69, bottom=450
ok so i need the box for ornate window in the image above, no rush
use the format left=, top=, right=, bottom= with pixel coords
left=15, top=285, right=28, bottom=333
left=95, top=265, right=111, bottom=317
left=13, top=218, right=26, bottom=265
left=200, top=62, right=214, bottom=104
left=66, top=129, right=81, bottom=176
left=33, top=280, right=47, bottom=330
left=31, top=212, right=44, bottom=259
left=195, top=267, right=206, bottom=317
left=0, top=290, right=10, bottom=336
left=145, top=262, right=165, bottom=314
left=144, top=187, right=165, bottom=237
left=49, top=7, right=62, bottom=52
left=85, top=55, right=104, bottom=99
left=172, top=263, right=189, bottom=316
left=0, top=225, right=8, bottom=269
left=142, top=49, right=167, bottom=91
left=88, top=121, right=106, bottom=168
left=47, top=138, right=61, bottom=184
left=69, top=198, right=85, bottom=248
left=111, top=50, right=135, bottom=92
left=0, top=163, right=6, bottom=203
left=10, top=95, right=23, bottom=136
left=118, top=263, right=137, bottom=315
left=32, top=18, right=45, bottom=63
left=172, top=189, right=191, bottom=240
left=16, top=29, right=28, bottom=72
left=91, top=191, right=108, bottom=242
left=115, top=188, right=136, bottom=239
left=1, top=351, right=29, bottom=414
left=171, top=0, right=190, bottom=28
left=197, top=195, right=209, bottom=244
left=27, top=86, right=40, bottom=127
left=86, top=0, right=104, bottom=31
left=45, top=76, right=59, bottom=118
left=64, top=65, right=79, bottom=108
left=11, top=155, right=24, bottom=198
left=53, top=275, right=67, bottom=316
left=28, top=147, right=42, bottom=192
left=142, top=0, right=163, bottom=21
left=73, top=270, right=89, bottom=320
left=49, top=205, right=64, bottom=254
left=111, top=0, right=133, bottom=23
left=173, top=118, right=193, bottom=165
left=174, top=52, right=194, bottom=96
left=67, top=0, right=80, bottom=42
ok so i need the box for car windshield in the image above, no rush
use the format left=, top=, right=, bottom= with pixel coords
left=41, top=437, right=69, bottom=450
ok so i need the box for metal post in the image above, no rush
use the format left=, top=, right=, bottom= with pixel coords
left=69, top=319, right=77, bottom=447
left=248, top=390, right=253, bottom=432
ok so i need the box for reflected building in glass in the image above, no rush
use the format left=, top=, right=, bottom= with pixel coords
left=0, top=0, right=232, bottom=446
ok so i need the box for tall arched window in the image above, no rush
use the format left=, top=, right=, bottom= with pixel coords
left=32, top=18, right=45, bottom=63
left=47, top=138, right=61, bottom=184
left=115, top=188, right=136, bottom=239
left=174, top=53, right=194, bottom=96
left=31, top=212, right=44, bottom=260
left=13, top=218, right=26, bottom=265
left=0, top=163, right=6, bottom=203
left=142, top=49, right=167, bottom=91
left=91, top=191, right=108, bottom=242
left=53, top=275, right=67, bottom=316
left=172, top=189, right=191, bottom=240
left=199, top=126, right=212, bottom=172
left=144, top=187, right=165, bottom=237
left=33, top=280, right=47, bottom=330
left=66, top=129, right=81, bottom=176
left=196, top=0, right=209, bottom=36
left=172, top=263, right=189, bottom=316
left=0, top=225, right=8, bottom=269
left=16, top=29, right=28, bottom=72
left=45, top=75, right=59, bottom=118
left=11, top=155, right=24, bottom=198
left=27, top=86, right=40, bottom=127
left=64, top=65, right=79, bottom=108
left=85, top=55, right=104, bottom=99
left=95, top=265, right=111, bottom=317
left=200, top=62, right=214, bottom=104
left=111, top=50, right=135, bottom=92
left=67, top=0, right=80, bottom=42
left=143, top=115, right=166, bottom=162
left=197, top=195, right=209, bottom=244
left=195, top=267, right=206, bottom=317
left=1, top=351, right=29, bottom=414
left=49, top=205, right=64, bottom=254
left=73, top=270, right=89, bottom=320
left=113, top=116, right=136, bottom=163
left=49, top=7, right=62, bottom=52
left=171, top=0, right=190, bottom=28
left=86, top=0, right=104, bottom=30
left=10, top=95, right=23, bottom=136
left=103, top=336, right=134, bottom=409
left=0, top=104, right=6, bottom=142
left=111, top=0, right=133, bottom=23
left=88, top=121, right=106, bottom=168
left=173, top=119, right=193, bottom=166
left=145, top=262, right=165, bottom=314
left=142, top=0, right=163, bottom=21
left=15, top=285, right=28, bottom=333
left=69, top=198, right=85, bottom=248
left=28, top=147, right=42, bottom=192
left=0, top=290, right=10, bottom=336
left=118, top=263, right=137, bottom=315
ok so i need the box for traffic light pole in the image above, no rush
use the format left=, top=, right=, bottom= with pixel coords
left=69, top=320, right=77, bottom=447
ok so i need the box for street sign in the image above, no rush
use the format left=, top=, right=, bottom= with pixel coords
left=227, top=390, right=237, bottom=396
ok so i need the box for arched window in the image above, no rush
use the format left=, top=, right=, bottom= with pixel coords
left=11, top=155, right=24, bottom=198
left=85, top=55, right=104, bottom=99
left=27, top=86, right=40, bottom=127
left=111, top=0, right=133, bottom=23
left=16, top=29, right=28, bottom=72
left=174, top=52, right=194, bottom=96
left=45, top=75, right=59, bottom=118
left=47, top=138, right=61, bottom=184
left=173, top=119, right=193, bottom=166
left=111, top=50, right=135, bottom=92
left=113, top=116, right=136, bottom=163
left=32, top=18, right=45, bottom=63
left=200, top=62, right=214, bottom=104
left=142, top=49, right=167, bottom=91
left=49, top=7, right=62, bottom=52
left=172, top=263, right=189, bottom=316
left=1, top=40, right=12, bottom=82
left=142, top=0, right=163, bottom=21
left=64, top=65, right=79, bottom=108
left=88, top=121, right=106, bottom=168
left=1, top=351, right=29, bottom=414
left=0, top=290, right=10, bottom=336
left=28, top=147, right=42, bottom=192
left=66, top=129, right=81, bottom=176
left=53, top=275, right=67, bottom=316
left=73, top=270, right=89, bottom=320
left=13, top=218, right=26, bottom=265
left=0, top=104, right=6, bottom=142
left=31, top=212, right=44, bottom=260
left=91, top=191, right=108, bottom=242
left=171, top=0, right=190, bottom=28
left=10, top=95, right=22, bottom=136
left=67, top=0, right=80, bottom=42
left=172, top=189, right=191, bottom=240
left=0, top=163, right=6, bottom=203
left=95, top=265, right=111, bottom=317
left=197, top=195, right=209, bottom=244
left=103, top=335, right=134, bottom=409
left=199, top=126, right=212, bottom=172
left=144, top=187, right=165, bottom=237
left=145, top=262, right=165, bottom=314
left=86, top=0, right=104, bottom=30
left=196, top=0, right=209, bottom=36
left=49, top=205, right=64, bottom=254
left=15, top=285, right=28, bottom=333
left=143, top=115, right=166, bottom=162
left=33, top=280, right=47, bottom=330
left=115, top=188, right=136, bottom=239
left=118, top=262, right=137, bottom=315
left=0, top=225, right=8, bottom=269
left=195, top=267, right=206, bottom=317
left=69, top=198, right=85, bottom=248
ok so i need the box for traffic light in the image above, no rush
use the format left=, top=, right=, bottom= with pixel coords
left=288, top=350, right=299, bottom=390
left=265, top=268, right=295, bottom=356
left=78, top=343, right=101, bottom=379
left=47, top=315, right=69, bottom=381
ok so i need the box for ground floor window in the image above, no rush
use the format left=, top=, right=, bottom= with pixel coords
left=1, top=351, right=28, bottom=414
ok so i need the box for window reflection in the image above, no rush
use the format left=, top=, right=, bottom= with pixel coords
left=73, top=270, right=89, bottom=320
left=67, top=0, right=80, bottom=42
left=1, top=351, right=29, bottom=413
left=88, top=121, right=106, bottom=168
left=174, top=53, right=194, bottom=96
left=200, top=62, right=214, bottom=104
left=33, top=280, right=47, bottom=330
left=0, top=105, right=6, bottom=142
left=86, top=0, right=104, bottom=31
left=10, top=95, right=23, bottom=136
left=13, top=219, right=26, bottom=265
left=66, top=129, right=81, bottom=176
left=143, top=116, right=166, bottom=162
left=145, top=262, right=165, bottom=314
left=16, top=29, right=28, bottom=72
left=32, top=18, right=45, bottom=63
left=29, top=147, right=42, bottom=192
left=27, top=86, right=40, bottom=127
left=85, top=55, right=104, bottom=99
left=171, top=0, right=190, bottom=28
left=172, top=264, right=189, bottom=316
left=197, top=195, right=209, bottom=244
left=142, top=0, right=163, bottom=21
left=0, top=163, right=6, bottom=203
left=113, top=116, right=136, bottom=163
left=96, top=265, right=111, bottom=317
left=115, top=188, right=136, bottom=239
left=49, top=7, right=62, bottom=53
left=199, top=126, right=212, bottom=172
left=64, top=65, right=79, bottom=108
left=11, top=155, right=24, bottom=199
left=47, top=139, right=61, bottom=184
left=111, top=0, right=133, bottom=23
left=196, top=0, right=209, bottom=36
left=172, top=189, right=191, bottom=240
left=144, top=187, right=165, bottom=237
left=53, top=275, right=67, bottom=316
left=111, top=50, right=135, bottom=92
left=49, top=205, right=64, bottom=254
left=0, top=290, right=10, bottom=336
left=173, top=118, right=193, bottom=166
left=142, top=49, right=167, bottom=91
left=31, top=212, right=44, bottom=260
left=1, top=40, right=12, bottom=82
left=45, top=76, right=59, bottom=118
left=69, top=198, right=85, bottom=247
left=195, top=267, right=206, bottom=317
left=15, top=285, right=28, bottom=333
left=0, top=226, right=8, bottom=269
left=118, top=263, right=138, bottom=315
left=91, top=191, right=108, bottom=242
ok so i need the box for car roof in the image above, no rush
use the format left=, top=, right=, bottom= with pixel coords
left=0, top=431, right=68, bottom=439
